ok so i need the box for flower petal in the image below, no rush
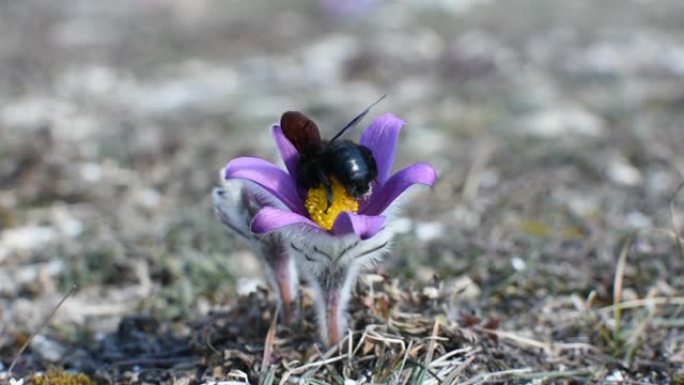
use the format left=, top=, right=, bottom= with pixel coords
left=272, top=124, right=300, bottom=181
left=251, top=207, right=321, bottom=234
left=360, top=113, right=404, bottom=184
left=331, top=212, right=386, bottom=240
left=223, top=157, right=304, bottom=213
left=361, top=162, right=437, bottom=215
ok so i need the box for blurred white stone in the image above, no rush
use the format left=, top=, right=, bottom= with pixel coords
left=413, top=28, right=445, bottom=61
left=454, top=30, right=510, bottom=63
left=511, top=256, right=526, bottom=271
left=511, top=72, right=560, bottom=110
left=452, top=204, right=481, bottom=230
left=31, top=335, right=66, bottom=362
left=397, top=77, right=437, bottom=105
left=422, top=286, right=440, bottom=299
left=235, top=277, right=263, bottom=296
left=53, top=18, right=118, bottom=47
left=1, top=97, right=65, bottom=129
left=406, top=0, right=492, bottom=15
left=58, top=62, right=241, bottom=116
left=625, top=211, right=652, bottom=229
left=303, top=34, right=358, bottom=85
left=135, top=188, right=162, bottom=209
left=479, top=169, right=499, bottom=189
left=79, top=162, right=103, bottom=182
left=554, top=189, right=599, bottom=217
left=404, top=124, right=448, bottom=157
left=521, top=107, right=604, bottom=138
left=415, top=221, right=444, bottom=241
left=1, top=97, right=98, bottom=140
left=0, top=226, right=58, bottom=262
left=360, top=273, right=385, bottom=285
left=231, top=250, right=262, bottom=277
left=388, top=217, right=412, bottom=234
left=52, top=206, right=84, bottom=238
left=0, top=260, right=64, bottom=294
left=201, top=381, right=249, bottom=385
left=568, top=196, right=598, bottom=217
left=124, top=65, right=239, bottom=114
left=449, top=276, right=481, bottom=299
left=647, top=169, right=675, bottom=195
left=59, top=65, right=120, bottom=96
left=571, top=31, right=684, bottom=77
left=665, top=46, right=684, bottom=76
left=606, top=156, right=642, bottom=186
left=577, top=41, right=626, bottom=75
left=605, top=371, right=624, bottom=382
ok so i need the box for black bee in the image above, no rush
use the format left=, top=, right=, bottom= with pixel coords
left=280, top=96, right=386, bottom=210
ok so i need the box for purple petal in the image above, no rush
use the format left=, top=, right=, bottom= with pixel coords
left=361, top=162, right=437, bottom=215
left=251, top=207, right=321, bottom=234
left=360, top=113, right=404, bottom=184
left=331, top=212, right=386, bottom=240
left=272, top=124, right=300, bottom=181
left=223, top=157, right=304, bottom=213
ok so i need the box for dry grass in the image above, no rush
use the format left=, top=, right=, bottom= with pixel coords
left=2, top=0, right=684, bottom=383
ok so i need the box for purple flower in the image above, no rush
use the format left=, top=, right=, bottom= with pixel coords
left=215, top=112, right=436, bottom=346
left=222, top=113, right=436, bottom=240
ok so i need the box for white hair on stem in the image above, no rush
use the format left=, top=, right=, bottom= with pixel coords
left=212, top=179, right=299, bottom=324
left=286, top=225, right=394, bottom=345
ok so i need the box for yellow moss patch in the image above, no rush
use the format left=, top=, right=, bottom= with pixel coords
left=304, top=178, right=359, bottom=231
left=30, top=370, right=95, bottom=385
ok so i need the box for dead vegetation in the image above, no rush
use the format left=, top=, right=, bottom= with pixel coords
left=2, top=0, right=684, bottom=383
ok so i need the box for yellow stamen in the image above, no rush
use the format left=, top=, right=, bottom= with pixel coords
left=304, top=178, right=359, bottom=231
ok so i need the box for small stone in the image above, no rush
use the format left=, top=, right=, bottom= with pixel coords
left=415, top=222, right=444, bottom=241
left=422, top=286, right=440, bottom=299
left=605, top=370, right=624, bottom=382
left=388, top=217, right=412, bottom=234
left=31, top=335, right=66, bottom=363
left=235, top=277, right=264, bottom=297
left=479, top=169, right=499, bottom=189
left=79, top=162, right=103, bottom=182
left=522, top=107, right=604, bottom=138
left=135, top=188, right=161, bottom=209
left=563, top=193, right=599, bottom=217
left=511, top=257, right=526, bottom=271
left=449, top=276, right=481, bottom=300
left=606, top=157, right=642, bottom=186
left=0, top=226, right=58, bottom=262
left=625, top=211, right=651, bottom=229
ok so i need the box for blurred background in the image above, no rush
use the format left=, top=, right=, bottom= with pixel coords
left=1, top=0, right=684, bottom=373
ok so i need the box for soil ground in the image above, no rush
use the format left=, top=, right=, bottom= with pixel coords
left=1, top=0, right=684, bottom=383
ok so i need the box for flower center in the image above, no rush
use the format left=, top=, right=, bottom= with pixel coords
left=304, top=178, right=359, bottom=231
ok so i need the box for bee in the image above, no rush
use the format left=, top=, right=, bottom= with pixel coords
left=280, top=96, right=386, bottom=210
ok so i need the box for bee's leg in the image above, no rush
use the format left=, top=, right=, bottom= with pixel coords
left=317, top=171, right=334, bottom=213
left=325, top=184, right=334, bottom=213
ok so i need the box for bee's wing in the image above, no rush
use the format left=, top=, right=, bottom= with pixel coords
left=280, top=111, right=323, bottom=155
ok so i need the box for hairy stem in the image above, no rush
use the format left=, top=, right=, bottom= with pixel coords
left=266, top=238, right=299, bottom=325
left=326, top=289, right=343, bottom=345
